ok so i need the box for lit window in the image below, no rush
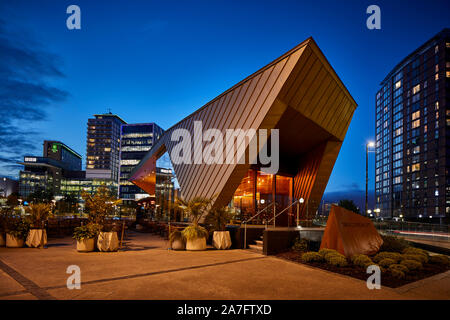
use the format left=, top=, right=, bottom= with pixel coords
left=412, top=163, right=420, bottom=172
left=104, top=148, right=111, bottom=152
left=412, top=119, right=420, bottom=128
left=435, top=73, right=439, bottom=80
left=395, top=80, right=402, bottom=89
left=412, top=84, right=420, bottom=95
left=412, top=111, right=420, bottom=121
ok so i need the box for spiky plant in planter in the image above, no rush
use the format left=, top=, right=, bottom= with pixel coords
left=175, top=196, right=213, bottom=251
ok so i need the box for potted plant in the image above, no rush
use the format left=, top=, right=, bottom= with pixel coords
left=25, top=203, right=52, bottom=248
left=81, top=187, right=121, bottom=252
left=205, top=206, right=233, bottom=250
left=73, top=224, right=98, bottom=252
left=169, top=229, right=186, bottom=250
left=6, top=217, right=30, bottom=248
left=175, top=196, right=212, bottom=251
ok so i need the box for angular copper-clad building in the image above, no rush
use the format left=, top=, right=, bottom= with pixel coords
left=130, top=37, right=357, bottom=226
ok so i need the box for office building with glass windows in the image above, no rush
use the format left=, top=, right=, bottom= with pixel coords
left=86, top=112, right=126, bottom=181
left=119, top=123, right=164, bottom=203
left=375, top=28, right=450, bottom=222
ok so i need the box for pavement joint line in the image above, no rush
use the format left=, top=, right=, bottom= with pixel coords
left=0, top=259, right=56, bottom=300
left=43, top=256, right=268, bottom=291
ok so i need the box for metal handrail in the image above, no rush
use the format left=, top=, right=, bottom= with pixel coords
left=243, top=202, right=275, bottom=249
left=243, top=202, right=275, bottom=224
left=266, top=199, right=300, bottom=227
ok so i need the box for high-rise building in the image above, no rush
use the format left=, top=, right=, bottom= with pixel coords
left=119, top=123, right=164, bottom=202
left=86, top=113, right=126, bottom=181
left=375, top=28, right=450, bottom=222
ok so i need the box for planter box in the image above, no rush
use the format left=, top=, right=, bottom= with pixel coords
left=170, top=238, right=186, bottom=250
left=76, top=238, right=95, bottom=252
left=186, top=237, right=206, bottom=251
left=26, top=229, right=48, bottom=248
left=0, top=233, right=5, bottom=247
left=97, top=231, right=119, bottom=252
left=6, top=234, right=24, bottom=248
left=213, top=231, right=232, bottom=250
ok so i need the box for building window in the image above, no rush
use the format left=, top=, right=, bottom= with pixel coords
left=411, top=163, right=420, bottom=172
left=411, top=110, right=420, bottom=121
left=412, top=119, right=420, bottom=129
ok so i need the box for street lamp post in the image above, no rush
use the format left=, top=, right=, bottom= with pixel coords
left=296, top=198, right=304, bottom=227
left=366, top=141, right=375, bottom=217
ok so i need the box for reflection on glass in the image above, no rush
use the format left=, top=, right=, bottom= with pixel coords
left=231, top=170, right=254, bottom=219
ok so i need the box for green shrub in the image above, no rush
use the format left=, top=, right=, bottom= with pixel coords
left=402, top=253, right=428, bottom=264
left=326, top=255, right=348, bottom=267
left=389, top=263, right=409, bottom=274
left=400, top=259, right=423, bottom=271
left=301, top=251, right=324, bottom=263
left=390, top=269, right=405, bottom=279
left=7, top=218, right=30, bottom=240
left=373, top=251, right=402, bottom=263
left=351, top=254, right=373, bottom=268
left=318, top=248, right=339, bottom=257
left=378, top=258, right=396, bottom=268
left=380, top=235, right=410, bottom=253
left=292, top=237, right=309, bottom=252
left=73, top=223, right=99, bottom=241
left=429, top=255, right=450, bottom=266
left=402, top=247, right=429, bottom=257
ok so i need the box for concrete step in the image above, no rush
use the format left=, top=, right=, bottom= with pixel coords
left=255, top=240, right=263, bottom=246
left=248, top=244, right=262, bottom=251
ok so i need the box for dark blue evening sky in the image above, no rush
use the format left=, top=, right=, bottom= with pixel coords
left=0, top=0, right=449, bottom=194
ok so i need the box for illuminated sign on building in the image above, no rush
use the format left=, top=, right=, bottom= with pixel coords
left=24, top=157, right=37, bottom=162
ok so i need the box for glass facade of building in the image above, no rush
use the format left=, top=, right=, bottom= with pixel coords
left=86, top=113, right=126, bottom=181
left=375, top=29, right=450, bottom=220
left=119, top=123, right=164, bottom=202
left=230, top=169, right=293, bottom=225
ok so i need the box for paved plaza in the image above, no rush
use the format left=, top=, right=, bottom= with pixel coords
left=0, top=231, right=449, bottom=300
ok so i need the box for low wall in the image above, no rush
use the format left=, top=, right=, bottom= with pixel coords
left=263, top=228, right=325, bottom=255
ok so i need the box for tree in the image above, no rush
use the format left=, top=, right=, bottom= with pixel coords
left=338, top=199, right=360, bottom=214
left=25, top=203, right=52, bottom=228
left=174, top=196, right=213, bottom=226
left=6, top=193, right=19, bottom=207
left=81, top=186, right=120, bottom=226
left=205, top=206, right=233, bottom=232
left=27, top=187, right=54, bottom=203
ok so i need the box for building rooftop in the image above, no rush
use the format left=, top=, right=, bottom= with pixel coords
left=93, top=112, right=127, bottom=124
